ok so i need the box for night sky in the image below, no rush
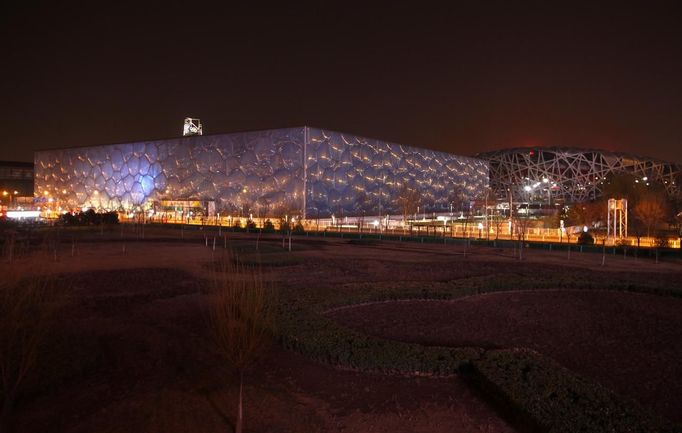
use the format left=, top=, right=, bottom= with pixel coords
left=2, top=2, right=681, bottom=163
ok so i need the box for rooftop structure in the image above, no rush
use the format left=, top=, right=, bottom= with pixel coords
left=0, top=160, right=34, bottom=200
left=182, top=118, right=203, bottom=136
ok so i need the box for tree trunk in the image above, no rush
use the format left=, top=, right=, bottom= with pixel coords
left=236, top=372, right=243, bottom=433
left=1, top=392, right=15, bottom=433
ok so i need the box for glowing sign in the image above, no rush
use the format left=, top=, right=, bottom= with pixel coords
left=6, top=211, right=40, bottom=219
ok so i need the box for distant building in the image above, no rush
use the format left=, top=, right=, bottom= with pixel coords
left=34, top=126, right=488, bottom=218
left=0, top=160, right=34, bottom=204
left=477, top=147, right=681, bottom=204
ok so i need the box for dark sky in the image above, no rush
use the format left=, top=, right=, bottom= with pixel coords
left=2, top=1, right=681, bottom=163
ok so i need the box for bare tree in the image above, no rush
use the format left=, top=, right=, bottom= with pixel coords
left=449, top=185, right=469, bottom=237
left=513, top=209, right=532, bottom=260
left=355, top=191, right=368, bottom=232
left=481, top=186, right=496, bottom=240
left=566, top=201, right=603, bottom=229
left=256, top=197, right=271, bottom=228
left=601, top=173, right=645, bottom=204
left=209, top=253, right=275, bottom=433
left=509, top=186, right=535, bottom=259
left=396, top=183, right=420, bottom=228
left=449, top=185, right=467, bottom=214
left=1, top=260, right=61, bottom=432
left=633, top=193, right=669, bottom=238
left=493, top=213, right=505, bottom=241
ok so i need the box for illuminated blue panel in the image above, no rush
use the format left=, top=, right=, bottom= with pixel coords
left=34, top=127, right=306, bottom=213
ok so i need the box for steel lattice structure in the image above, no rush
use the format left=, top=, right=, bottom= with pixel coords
left=35, top=126, right=488, bottom=217
left=477, top=147, right=681, bottom=203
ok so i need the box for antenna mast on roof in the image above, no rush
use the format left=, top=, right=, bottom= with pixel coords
left=183, top=117, right=203, bottom=136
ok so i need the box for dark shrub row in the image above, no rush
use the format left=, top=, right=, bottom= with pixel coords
left=277, top=304, right=480, bottom=375
left=274, top=274, right=679, bottom=433
left=470, top=348, right=676, bottom=433
left=223, top=219, right=307, bottom=234
left=59, top=209, right=118, bottom=226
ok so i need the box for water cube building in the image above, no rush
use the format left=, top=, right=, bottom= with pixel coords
left=35, top=127, right=488, bottom=218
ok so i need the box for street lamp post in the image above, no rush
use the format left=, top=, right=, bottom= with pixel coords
left=542, top=177, right=550, bottom=208
left=508, top=188, right=513, bottom=240
left=3, top=190, right=19, bottom=208
left=484, top=191, right=490, bottom=241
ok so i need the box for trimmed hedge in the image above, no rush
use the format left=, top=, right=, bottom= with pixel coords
left=277, top=305, right=481, bottom=374
left=471, top=348, right=676, bottom=433
left=274, top=273, right=680, bottom=433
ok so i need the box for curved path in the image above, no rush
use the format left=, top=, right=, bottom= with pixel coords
left=327, top=289, right=682, bottom=423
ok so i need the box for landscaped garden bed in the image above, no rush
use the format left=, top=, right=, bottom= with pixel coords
left=4, top=230, right=682, bottom=433
left=276, top=270, right=682, bottom=433
left=326, top=289, right=682, bottom=426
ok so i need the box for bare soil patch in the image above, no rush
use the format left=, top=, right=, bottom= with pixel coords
left=12, top=267, right=514, bottom=433
left=327, top=290, right=682, bottom=423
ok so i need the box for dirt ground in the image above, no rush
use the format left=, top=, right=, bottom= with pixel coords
left=5, top=236, right=516, bottom=433
left=13, top=268, right=513, bottom=433
left=3, top=230, right=682, bottom=432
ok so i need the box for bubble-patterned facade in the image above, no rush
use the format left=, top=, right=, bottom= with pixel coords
left=35, top=126, right=488, bottom=217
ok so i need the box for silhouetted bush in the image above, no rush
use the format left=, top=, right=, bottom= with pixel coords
left=245, top=219, right=257, bottom=230
left=577, top=231, right=595, bottom=245
left=263, top=219, right=275, bottom=232
left=58, top=210, right=118, bottom=226
left=101, top=212, right=119, bottom=225
left=654, top=233, right=670, bottom=248
left=292, top=221, right=305, bottom=234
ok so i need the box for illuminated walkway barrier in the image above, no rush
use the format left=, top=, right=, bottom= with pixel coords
left=124, top=213, right=680, bottom=249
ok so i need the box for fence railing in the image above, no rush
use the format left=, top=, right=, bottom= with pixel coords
left=127, top=214, right=680, bottom=250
